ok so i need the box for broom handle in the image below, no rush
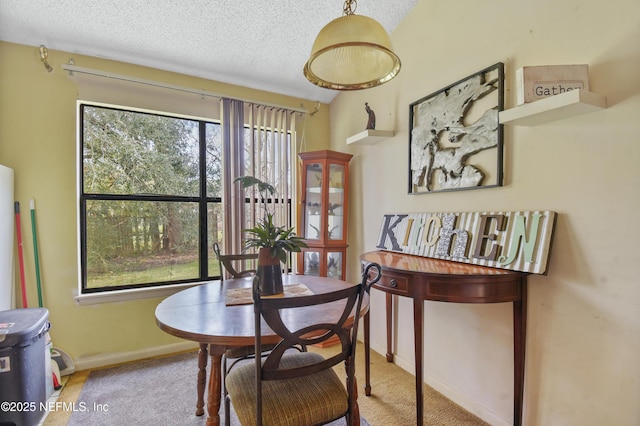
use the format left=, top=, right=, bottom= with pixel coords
left=14, top=202, right=28, bottom=308
left=30, top=199, right=43, bottom=308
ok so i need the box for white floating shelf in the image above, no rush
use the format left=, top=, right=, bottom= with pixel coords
left=499, top=89, right=606, bottom=126
left=346, top=129, right=395, bottom=145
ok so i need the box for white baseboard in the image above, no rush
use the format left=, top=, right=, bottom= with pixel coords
left=368, top=343, right=510, bottom=426
left=423, top=372, right=510, bottom=426
left=73, top=341, right=199, bottom=371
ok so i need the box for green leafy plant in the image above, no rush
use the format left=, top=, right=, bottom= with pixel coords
left=234, top=176, right=307, bottom=263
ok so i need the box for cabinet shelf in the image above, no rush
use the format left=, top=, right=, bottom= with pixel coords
left=346, top=129, right=394, bottom=145
left=307, top=187, right=343, bottom=194
left=499, top=89, right=606, bottom=126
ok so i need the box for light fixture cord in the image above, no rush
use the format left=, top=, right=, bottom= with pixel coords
left=343, top=0, right=357, bottom=15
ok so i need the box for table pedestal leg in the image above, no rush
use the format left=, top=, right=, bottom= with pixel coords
left=206, top=346, right=225, bottom=426
left=196, top=343, right=208, bottom=416
left=367, top=291, right=395, bottom=397
left=364, top=310, right=371, bottom=396
left=513, top=278, right=528, bottom=426
left=385, top=292, right=394, bottom=362
left=413, top=297, right=424, bottom=426
left=347, top=358, right=360, bottom=426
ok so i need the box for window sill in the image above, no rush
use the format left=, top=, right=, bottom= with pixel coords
left=74, top=282, right=207, bottom=306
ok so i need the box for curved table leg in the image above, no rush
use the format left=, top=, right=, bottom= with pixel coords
left=206, top=346, right=225, bottom=426
left=196, top=343, right=208, bottom=416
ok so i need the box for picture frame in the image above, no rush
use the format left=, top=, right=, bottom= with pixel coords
left=408, top=62, right=504, bottom=194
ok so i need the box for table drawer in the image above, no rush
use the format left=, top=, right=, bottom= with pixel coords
left=375, top=271, right=410, bottom=295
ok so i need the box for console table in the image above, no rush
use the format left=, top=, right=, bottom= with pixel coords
left=360, top=251, right=529, bottom=426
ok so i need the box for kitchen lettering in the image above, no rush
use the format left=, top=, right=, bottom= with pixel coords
left=375, top=211, right=556, bottom=274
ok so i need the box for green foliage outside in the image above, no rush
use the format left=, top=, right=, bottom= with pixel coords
left=82, top=105, right=223, bottom=288
left=88, top=256, right=221, bottom=288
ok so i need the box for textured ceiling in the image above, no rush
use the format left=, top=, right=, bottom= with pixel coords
left=0, top=0, right=418, bottom=104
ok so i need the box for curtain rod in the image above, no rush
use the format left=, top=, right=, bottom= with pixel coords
left=61, top=63, right=308, bottom=114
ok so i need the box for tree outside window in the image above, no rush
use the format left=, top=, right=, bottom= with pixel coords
left=80, top=104, right=224, bottom=292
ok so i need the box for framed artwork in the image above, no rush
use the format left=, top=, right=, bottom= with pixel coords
left=408, top=62, right=504, bottom=194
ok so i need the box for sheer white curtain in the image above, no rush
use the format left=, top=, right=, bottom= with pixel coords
left=221, top=99, right=298, bottom=264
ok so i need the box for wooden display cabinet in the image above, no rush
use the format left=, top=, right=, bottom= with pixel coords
left=298, top=150, right=352, bottom=279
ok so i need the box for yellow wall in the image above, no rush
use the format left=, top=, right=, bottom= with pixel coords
left=332, top=0, right=640, bottom=424
left=0, top=40, right=329, bottom=364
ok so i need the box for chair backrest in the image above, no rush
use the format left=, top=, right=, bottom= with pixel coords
left=213, top=242, right=258, bottom=282
left=251, top=262, right=382, bottom=423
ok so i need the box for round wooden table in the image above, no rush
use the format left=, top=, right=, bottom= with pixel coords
left=155, top=274, right=368, bottom=426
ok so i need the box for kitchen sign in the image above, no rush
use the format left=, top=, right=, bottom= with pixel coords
left=376, top=211, right=557, bottom=274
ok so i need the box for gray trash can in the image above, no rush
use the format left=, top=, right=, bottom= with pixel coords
left=0, top=308, right=50, bottom=426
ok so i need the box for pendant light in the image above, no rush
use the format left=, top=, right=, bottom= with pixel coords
left=304, top=0, right=401, bottom=90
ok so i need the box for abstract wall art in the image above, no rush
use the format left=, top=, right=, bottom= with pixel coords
left=409, top=63, right=504, bottom=194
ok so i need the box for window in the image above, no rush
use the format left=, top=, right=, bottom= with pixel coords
left=79, top=100, right=298, bottom=298
left=80, top=103, right=224, bottom=293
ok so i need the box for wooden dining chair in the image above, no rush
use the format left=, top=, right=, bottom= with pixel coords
left=213, top=242, right=258, bottom=281
left=225, top=262, right=382, bottom=426
left=214, top=241, right=280, bottom=426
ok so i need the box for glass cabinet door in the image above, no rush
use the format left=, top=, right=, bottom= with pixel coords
left=328, top=163, right=345, bottom=241
left=303, top=162, right=323, bottom=241
left=302, top=249, right=344, bottom=278
left=303, top=250, right=321, bottom=276
left=326, top=251, right=343, bottom=279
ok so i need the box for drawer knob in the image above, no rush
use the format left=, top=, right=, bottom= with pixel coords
left=389, top=279, right=398, bottom=288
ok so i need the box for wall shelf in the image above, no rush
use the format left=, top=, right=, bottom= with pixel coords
left=499, top=89, right=606, bottom=126
left=346, top=129, right=394, bottom=145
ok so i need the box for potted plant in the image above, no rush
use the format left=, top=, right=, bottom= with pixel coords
left=234, top=176, right=307, bottom=295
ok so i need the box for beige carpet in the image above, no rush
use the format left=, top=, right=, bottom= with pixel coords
left=314, top=343, right=489, bottom=426
left=43, top=342, right=487, bottom=425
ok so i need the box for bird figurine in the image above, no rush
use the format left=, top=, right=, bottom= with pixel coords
left=365, top=102, right=376, bottom=130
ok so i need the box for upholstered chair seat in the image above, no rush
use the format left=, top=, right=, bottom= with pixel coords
left=226, top=352, right=348, bottom=426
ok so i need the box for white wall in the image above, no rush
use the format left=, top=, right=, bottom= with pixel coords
left=0, top=165, right=14, bottom=311
left=331, top=0, right=640, bottom=424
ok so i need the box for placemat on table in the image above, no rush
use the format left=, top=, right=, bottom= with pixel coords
left=225, top=283, right=314, bottom=306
